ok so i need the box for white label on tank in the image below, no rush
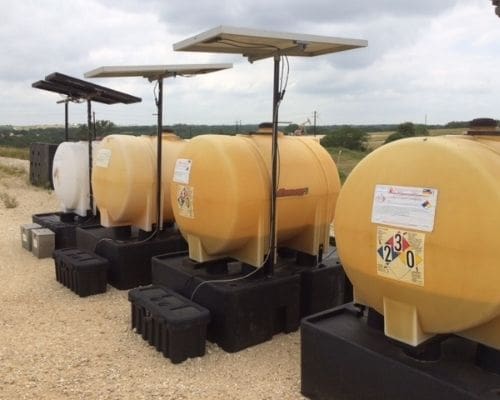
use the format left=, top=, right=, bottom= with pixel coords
left=173, top=159, right=192, bottom=184
left=22, top=232, right=27, bottom=242
left=376, top=226, right=425, bottom=286
left=371, top=185, right=438, bottom=232
left=33, top=238, right=38, bottom=249
left=95, top=149, right=112, bottom=168
left=176, top=185, right=194, bottom=218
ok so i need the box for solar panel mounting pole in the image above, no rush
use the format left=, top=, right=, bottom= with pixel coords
left=267, top=55, right=281, bottom=275
left=156, top=77, right=164, bottom=232
left=87, top=99, right=94, bottom=214
left=56, top=97, right=71, bottom=140
left=64, top=101, right=69, bottom=141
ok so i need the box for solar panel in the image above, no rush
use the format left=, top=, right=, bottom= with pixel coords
left=83, top=63, right=232, bottom=232
left=32, top=72, right=141, bottom=104
left=84, top=64, right=232, bottom=81
left=173, top=25, right=367, bottom=62
left=173, top=26, right=367, bottom=272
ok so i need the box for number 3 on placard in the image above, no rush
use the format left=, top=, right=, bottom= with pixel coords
left=393, top=233, right=402, bottom=251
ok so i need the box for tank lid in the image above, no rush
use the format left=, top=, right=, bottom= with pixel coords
left=252, top=122, right=286, bottom=135
left=467, top=118, right=500, bottom=136
left=162, top=133, right=180, bottom=140
left=255, top=122, right=273, bottom=134
left=162, top=127, right=179, bottom=139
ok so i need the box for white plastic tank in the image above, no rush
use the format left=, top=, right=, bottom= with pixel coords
left=52, top=141, right=99, bottom=217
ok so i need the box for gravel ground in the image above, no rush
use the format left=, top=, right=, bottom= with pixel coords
left=0, top=157, right=305, bottom=400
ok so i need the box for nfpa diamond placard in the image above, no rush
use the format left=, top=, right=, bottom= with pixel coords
left=376, top=226, right=425, bottom=286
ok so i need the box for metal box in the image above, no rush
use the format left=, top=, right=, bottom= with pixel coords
left=31, top=228, right=55, bottom=259
left=20, top=223, right=41, bottom=251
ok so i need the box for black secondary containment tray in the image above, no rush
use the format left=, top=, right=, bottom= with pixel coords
left=76, top=225, right=187, bottom=290
left=29, top=142, right=58, bottom=189
left=152, top=250, right=351, bottom=353
left=301, top=303, right=500, bottom=400
left=129, top=285, right=210, bottom=364
left=32, top=212, right=98, bottom=249
left=53, top=248, right=108, bottom=297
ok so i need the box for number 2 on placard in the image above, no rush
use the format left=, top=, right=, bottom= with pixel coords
left=383, top=245, right=392, bottom=262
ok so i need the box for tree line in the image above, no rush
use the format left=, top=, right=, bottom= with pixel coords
left=0, top=119, right=493, bottom=151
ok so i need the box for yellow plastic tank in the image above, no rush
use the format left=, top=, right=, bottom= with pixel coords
left=92, top=133, right=186, bottom=231
left=335, top=132, right=500, bottom=350
left=170, top=126, right=341, bottom=267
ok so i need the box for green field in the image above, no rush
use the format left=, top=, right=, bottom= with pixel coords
left=0, top=146, right=29, bottom=160
left=326, top=147, right=367, bottom=182
left=366, top=127, right=465, bottom=150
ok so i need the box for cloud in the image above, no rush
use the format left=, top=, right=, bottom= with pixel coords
left=274, top=0, right=500, bottom=124
left=0, top=1, right=173, bottom=82
left=154, top=0, right=461, bottom=33
left=0, top=0, right=499, bottom=126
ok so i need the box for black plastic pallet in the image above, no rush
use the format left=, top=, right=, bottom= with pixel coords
left=291, top=258, right=352, bottom=317
left=29, top=142, right=58, bottom=189
left=76, top=225, right=187, bottom=290
left=129, top=285, right=210, bottom=364
left=301, top=304, right=500, bottom=400
left=152, top=250, right=350, bottom=353
left=153, top=253, right=347, bottom=353
left=54, top=248, right=108, bottom=297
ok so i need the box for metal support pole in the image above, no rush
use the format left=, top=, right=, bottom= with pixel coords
left=266, top=55, right=281, bottom=275
left=87, top=99, right=94, bottom=215
left=64, top=101, right=69, bottom=141
left=313, top=111, right=317, bottom=136
left=156, top=77, right=164, bottom=232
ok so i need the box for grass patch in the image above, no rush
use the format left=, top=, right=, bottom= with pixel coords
left=0, top=192, right=18, bottom=208
left=0, top=163, right=25, bottom=178
left=0, top=146, right=29, bottom=160
left=428, top=127, right=465, bottom=136
left=326, top=147, right=368, bottom=182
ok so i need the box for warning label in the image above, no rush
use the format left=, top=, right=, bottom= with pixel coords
left=176, top=185, right=194, bottom=218
left=376, top=226, right=425, bottom=286
left=173, top=159, right=192, bottom=184
left=371, top=185, right=438, bottom=232
left=95, top=149, right=112, bottom=168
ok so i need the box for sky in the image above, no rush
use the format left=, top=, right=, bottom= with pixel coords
left=1, top=0, right=499, bottom=127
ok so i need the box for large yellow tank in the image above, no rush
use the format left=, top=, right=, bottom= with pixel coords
left=92, top=133, right=186, bottom=231
left=335, top=132, right=500, bottom=350
left=170, top=126, right=340, bottom=267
